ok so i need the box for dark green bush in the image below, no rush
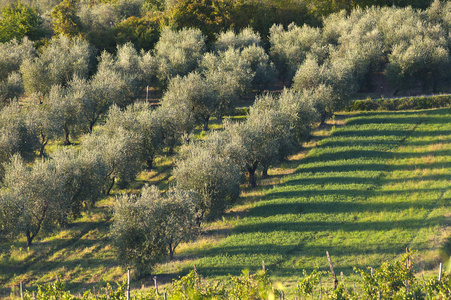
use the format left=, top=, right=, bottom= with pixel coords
left=348, top=95, right=451, bottom=112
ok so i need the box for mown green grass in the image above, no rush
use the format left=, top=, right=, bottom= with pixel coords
left=167, top=108, right=451, bottom=295
left=1, top=108, right=450, bottom=298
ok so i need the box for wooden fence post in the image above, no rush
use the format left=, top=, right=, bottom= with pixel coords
left=326, top=251, right=338, bottom=289
left=127, top=269, right=130, bottom=300
left=439, top=263, right=443, bottom=281
left=422, top=274, right=428, bottom=300
left=20, top=281, right=23, bottom=300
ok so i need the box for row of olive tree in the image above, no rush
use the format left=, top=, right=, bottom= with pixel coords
left=106, top=87, right=320, bottom=274
left=173, top=88, right=319, bottom=221
left=269, top=1, right=451, bottom=93
left=0, top=27, right=268, bottom=185
left=3, top=2, right=450, bottom=111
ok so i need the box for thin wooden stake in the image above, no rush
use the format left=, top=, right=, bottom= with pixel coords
left=262, top=261, right=265, bottom=272
left=193, top=264, right=198, bottom=276
left=326, top=251, right=338, bottom=289
left=406, top=247, right=411, bottom=270
left=319, top=276, right=322, bottom=299
left=164, top=292, right=167, bottom=300
left=371, top=267, right=373, bottom=276
left=93, top=286, right=97, bottom=300
left=106, top=287, right=111, bottom=300
left=146, top=86, right=149, bottom=102
left=153, top=276, right=158, bottom=294
left=378, top=291, right=381, bottom=300
left=422, top=274, right=428, bottom=300
left=20, top=281, right=23, bottom=300
left=340, top=272, right=349, bottom=294
left=127, top=269, right=130, bottom=300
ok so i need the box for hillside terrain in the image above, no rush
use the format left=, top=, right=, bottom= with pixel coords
left=1, top=0, right=451, bottom=298
left=2, top=107, right=450, bottom=298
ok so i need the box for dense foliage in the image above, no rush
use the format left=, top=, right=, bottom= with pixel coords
left=1, top=0, right=451, bottom=294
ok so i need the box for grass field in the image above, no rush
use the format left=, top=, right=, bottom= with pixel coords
left=162, top=108, right=451, bottom=295
left=1, top=108, right=450, bottom=298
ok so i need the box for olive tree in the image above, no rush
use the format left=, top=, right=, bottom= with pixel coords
left=0, top=147, right=105, bottom=245
left=222, top=107, right=293, bottom=187
left=0, top=154, right=69, bottom=246
left=92, top=46, right=139, bottom=105
left=25, top=95, right=62, bottom=157
left=246, top=101, right=296, bottom=179
left=158, top=94, right=196, bottom=155
left=277, top=88, right=319, bottom=139
left=100, top=103, right=164, bottom=170
left=0, top=37, right=35, bottom=81
left=269, top=23, right=325, bottom=80
left=426, top=0, right=451, bottom=33
left=111, top=185, right=200, bottom=274
left=174, top=133, right=241, bottom=220
left=20, top=35, right=94, bottom=95
left=42, top=84, right=84, bottom=145
left=0, top=72, right=24, bottom=107
left=51, top=147, right=107, bottom=217
left=129, top=102, right=164, bottom=170
left=386, top=34, right=450, bottom=92
left=83, top=108, right=143, bottom=194
left=78, top=44, right=158, bottom=132
left=200, top=47, right=254, bottom=117
left=154, top=27, right=206, bottom=87
left=0, top=101, right=40, bottom=175
left=324, top=8, right=384, bottom=89
left=0, top=191, right=20, bottom=241
left=292, top=55, right=357, bottom=118
left=241, top=45, right=278, bottom=89
left=214, top=27, right=261, bottom=52
left=161, top=72, right=216, bottom=130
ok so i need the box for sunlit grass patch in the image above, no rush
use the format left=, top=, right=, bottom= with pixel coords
left=177, top=108, right=450, bottom=297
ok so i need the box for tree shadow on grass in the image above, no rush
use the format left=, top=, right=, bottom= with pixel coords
left=181, top=109, right=450, bottom=281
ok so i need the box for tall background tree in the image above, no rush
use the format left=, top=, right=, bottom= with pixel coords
left=0, top=1, right=44, bottom=42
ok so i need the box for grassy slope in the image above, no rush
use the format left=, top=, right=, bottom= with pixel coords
left=166, top=108, right=451, bottom=295
left=1, top=108, right=450, bottom=298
